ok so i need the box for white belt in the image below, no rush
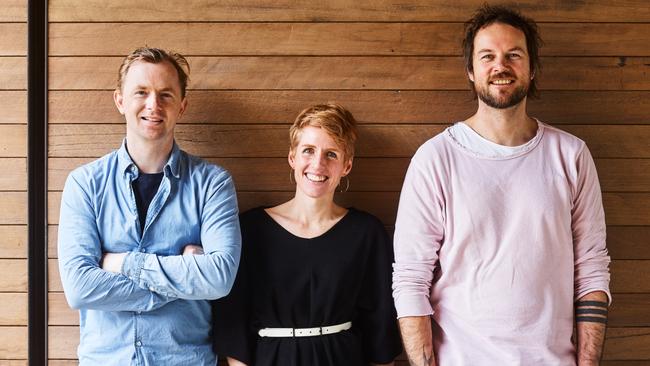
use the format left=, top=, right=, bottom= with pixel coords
left=258, top=321, right=352, bottom=337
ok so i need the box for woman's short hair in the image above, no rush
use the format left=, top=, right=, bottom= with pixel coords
left=289, top=104, right=358, bottom=160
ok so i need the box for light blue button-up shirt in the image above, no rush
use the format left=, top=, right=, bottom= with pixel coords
left=58, top=140, right=241, bottom=365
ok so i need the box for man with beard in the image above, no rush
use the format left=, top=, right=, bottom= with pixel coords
left=392, top=5, right=611, bottom=366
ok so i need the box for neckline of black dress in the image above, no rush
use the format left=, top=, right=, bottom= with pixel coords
left=260, top=207, right=355, bottom=241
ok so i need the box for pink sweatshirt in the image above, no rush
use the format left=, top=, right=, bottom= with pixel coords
left=392, top=122, right=611, bottom=365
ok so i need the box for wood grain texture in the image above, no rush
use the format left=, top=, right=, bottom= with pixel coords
left=0, top=57, right=26, bottom=90
left=0, top=327, right=27, bottom=359
left=0, top=226, right=26, bottom=259
left=0, top=0, right=25, bottom=22
left=0, top=125, right=26, bottom=157
left=607, top=227, right=650, bottom=260
left=0, top=24, right=26, bottom=56
left=48, top=23, right=650, bottom=57
left=596, top=159, right=650, bottom=192
left=48, top=326, right=78, bottom=360
left=604, top=328, right=650, bottom=360
left=610, top=261, right=650, bottom=293
left=0, top=91, right=26, bottom=124
left=48, top=124, right=650, bottom=159
left=47, top=90, right=650, bottom=125
left=0, top=158, right=26, bottom=191
left=603, top=193, right=650, bottom=226
left=48, top=0, right=650, bottom=22
left=49, top=56, right=650, bottom=91
left=48, top=293, right=75, bottom=326
left=0, top=260, right=27, bottom=292
left=0, top=192, right=26, bottom=225
left=0, top=294, right=27, bottom=325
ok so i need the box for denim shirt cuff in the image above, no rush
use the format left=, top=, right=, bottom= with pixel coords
left=122, top=251, right=146, bottom=283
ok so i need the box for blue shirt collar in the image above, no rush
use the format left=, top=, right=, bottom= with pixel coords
left=118, top=139, right=182, bottom=179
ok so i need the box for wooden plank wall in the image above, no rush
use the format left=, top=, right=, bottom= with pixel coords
left=45, top=1, right=650, bottom=364
left=0, top=0, right=28, bottom=363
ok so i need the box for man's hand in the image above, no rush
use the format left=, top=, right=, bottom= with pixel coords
left=182, top=244, right=204, bottom=255
left=101, top=252, right=127, bottom=273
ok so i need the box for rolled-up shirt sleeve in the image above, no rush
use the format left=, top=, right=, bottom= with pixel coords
left=572, top=145, right=611, bottom=303
left=121, top=170, right=242, bottom=301
left=392, top=150, right=446, bottom=318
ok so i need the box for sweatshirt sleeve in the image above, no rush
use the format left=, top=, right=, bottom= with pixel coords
left=572, top=145, right=611, bottom=303
left=392, top=149, right=446, bottom=318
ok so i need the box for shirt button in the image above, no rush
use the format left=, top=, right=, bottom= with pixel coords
left=136, top=311, right=142, bottom=314
left=135, top=340, right=142, bottom=347
left=140, top=248, right=146, bottom=252
left=149, top=286, right=155, bottom=292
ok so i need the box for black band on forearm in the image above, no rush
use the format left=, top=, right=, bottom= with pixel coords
left=575, top=300, right=608, bottom=308
left=576, top=316, right=608, bottom=324
left=576, top=308, right=609, bottom=316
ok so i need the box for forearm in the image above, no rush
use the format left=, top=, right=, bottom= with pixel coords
left=399, top=316, right=436, bottom=366
left=576, top=291, right=608, bottom=365
left=226, top=357, right=247, bottom=366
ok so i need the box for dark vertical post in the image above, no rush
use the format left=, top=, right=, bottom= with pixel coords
left=27, top=0, right=48, bottom=364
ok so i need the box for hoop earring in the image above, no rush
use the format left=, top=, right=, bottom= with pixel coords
left=339, top=176, right=350, bottom=193
left=289, top=168, right=295, bottom=184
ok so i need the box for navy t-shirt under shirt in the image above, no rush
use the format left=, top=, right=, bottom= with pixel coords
left=132, top=172, right=164, bottom=236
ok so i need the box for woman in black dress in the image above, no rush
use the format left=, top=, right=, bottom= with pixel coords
left=212, top=104, right=402, bottom=366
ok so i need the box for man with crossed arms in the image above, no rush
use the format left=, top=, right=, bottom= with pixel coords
left=58, top=47, right=241, bottom=365
left=393, top=6, right=611, bottom=365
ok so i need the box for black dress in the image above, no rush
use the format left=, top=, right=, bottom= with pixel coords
left=213, top=207, right=402, bottom=366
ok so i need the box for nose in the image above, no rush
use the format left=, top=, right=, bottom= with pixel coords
left=311, top=152, right=327, bottom=168
left=492, top=54, right=509, bottom=73
left=145, top=93, right=161, bottom=110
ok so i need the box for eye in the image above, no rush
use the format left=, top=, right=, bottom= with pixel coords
left=161, top=92, right=174, bottom=99
left=302, top=147, right=314, bottom=154
left=326, top=151, right=338, bottom=159
left=134, top=90, right=147, bottom=96
left=508, top=53, right=522, bottom=59
left=480, top=54, right=494, bottom=61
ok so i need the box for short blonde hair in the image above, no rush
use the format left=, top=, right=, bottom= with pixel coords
left=117, top=47, right=190, bottom=98
left=289, top=104, right=358, bottom=160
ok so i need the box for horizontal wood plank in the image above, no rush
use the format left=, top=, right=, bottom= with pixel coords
left=0, top=192, right=26, bottom=225
left=49, top=188, right=650, bottom=226
left=0, top=125, right=26, bottom=157
left=607, top=227, right=650, bottom=260
left=48, top=124, right=650, bottom=159
left=48, top=23, right=650, bottom=57
left=46, top=291, right=650, bottom=327
left=0, top=326, right=27, bottom=359
left=47, top=90, right=650, bottom=125
left=0, top=57, right=26, bottom=90
left=48, top=56, right=650, bottom=91
left=0, top=24, right=26, bottom=56
left=0, top=158, right=26, bottom=191
left=610, top=261, right=650, bottom=293
left=0, top=226, right=26, bottom=259
left=46, top=157, right=650, bottom=193
left=48, top=292, right=76, bottom=326
left=0, top=0, right=25, bottom=22
left=0, top=259, right=27, bottom=291
left=46, top=224, right=649, bottom=261
left=0, top=293, right=26, bottom=325
left=48, top=326, right=78, bottom=360
left=48, top=0, right=650, bottom=22
left=0, top=91, right=26, bottom=124
left=604, top=328, right=650, bottom=360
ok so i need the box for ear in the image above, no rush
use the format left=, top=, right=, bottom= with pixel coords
left=468, top=69, right=475, bottom=83
left=287, top=149, right=296, bottom=169
left=114, top=89, right=125, bottom=115
left=530, top=71, right=535, bottom=80
left=342, top=157, right=353, bottom=177
left=178, top=97, right=188, bottom=118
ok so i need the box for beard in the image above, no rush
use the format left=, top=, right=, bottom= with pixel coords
left=474, top=74, right=529, bottom=109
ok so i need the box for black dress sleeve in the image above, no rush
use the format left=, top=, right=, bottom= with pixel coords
left=212, top=213, right=256, bottom=365
left=355, top=215, right=403, bottom=363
